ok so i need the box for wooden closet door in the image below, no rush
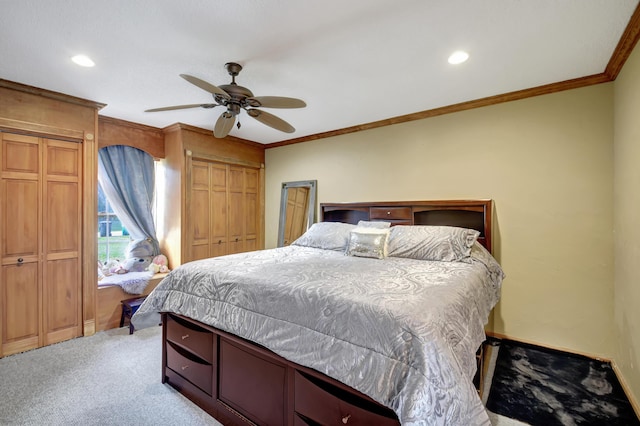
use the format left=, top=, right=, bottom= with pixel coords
left=1, top=133, right=42, bottom=356
left=227, top=167, right=244, bottom=255
left=189, top=160, right=212, bottom=261
left=42, top=139, right=82, bottom=345
left=209, top=163, right=228, bottom=258
left=243, top=168, right=259, bottom=252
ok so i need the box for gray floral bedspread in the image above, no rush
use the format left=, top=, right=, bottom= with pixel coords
left=132, top=243, right=503, bottom=425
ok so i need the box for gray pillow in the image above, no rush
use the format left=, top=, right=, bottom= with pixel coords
left=291, top=222, right=357, bottom=251
left=387, top=225, right=479, bottom=262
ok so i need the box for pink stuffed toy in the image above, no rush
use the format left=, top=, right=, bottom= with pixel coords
left=148, top=254, right=169, bottom=273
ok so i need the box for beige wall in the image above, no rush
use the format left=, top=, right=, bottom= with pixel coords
left=265, top=83, right=616, bottom=360
left=613, top=41, right=640, bottom=405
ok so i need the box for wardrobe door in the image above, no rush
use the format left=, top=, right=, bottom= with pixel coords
left=209, top=163, right=228, bottom=258
left=189, top=160, right=213, bottom=261
left=243, top=168, right=259, bottom=252
left=0, top=133, right=42, bottom=356
left=42, top=139, right=82, bottom=345
left=227, top=166, right=245, bottom=255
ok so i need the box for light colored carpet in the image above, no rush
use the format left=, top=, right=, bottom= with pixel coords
left=0, top=326, right=526, bottom=425
left=0, top=326, right=220, bottom=425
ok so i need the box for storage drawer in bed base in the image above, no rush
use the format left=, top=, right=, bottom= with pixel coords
left=162, top=313, right=403, bottom=426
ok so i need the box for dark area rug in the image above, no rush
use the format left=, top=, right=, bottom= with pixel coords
left=486, top=340, right=640, bottom=426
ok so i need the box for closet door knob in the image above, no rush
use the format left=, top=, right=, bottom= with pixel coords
left=17, top=258, right=23, bottom=264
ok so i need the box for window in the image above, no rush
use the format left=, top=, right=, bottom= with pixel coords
left=97, top=152, right=165, bottom=267
left=97, top=183, right=129, bottom=264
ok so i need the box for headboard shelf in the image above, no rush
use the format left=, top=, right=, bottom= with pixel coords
left=320, top=199, right=493, bottom=253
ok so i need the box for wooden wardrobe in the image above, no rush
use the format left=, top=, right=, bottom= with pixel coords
left=161, top=123, right=265, bottom=268
left=0, top=80, right=103, bottom=356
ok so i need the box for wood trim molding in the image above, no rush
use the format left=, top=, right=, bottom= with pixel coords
left=0, top=118, right=85, bottom=141
left=486, top=331, right=611, bottom=362
left=98, top=115, right=165, bottom=158
left=611, top=360, right=640, bottom=418
left=605, top=2, right=640, bottom=80
left=162, top=122, right=263, bottom=149
left=266, top=5, right=640, bottom=149
left=266, top=73, right=610, bottom=149
left=0, top=79, right=106, bottom=110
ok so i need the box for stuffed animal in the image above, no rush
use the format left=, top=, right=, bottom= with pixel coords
left=117, top=256, right=152, bottom=273
left=148, top=254, right=169, bottom=274
left=107, top=238, right=155, bottom=274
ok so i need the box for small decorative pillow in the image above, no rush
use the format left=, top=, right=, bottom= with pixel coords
left=357, top=220, right=391, bottom=229
left=291, top=222, right=357, bottom=251
left=345, top=227, right=390, bottom=259
left=387, top=225, right=480, bottom=262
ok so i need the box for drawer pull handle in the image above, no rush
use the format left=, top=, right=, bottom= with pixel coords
left=386, top=211, right=391, bottom=215
left=181, top=365, right=189, bottom=371
left=218, top=240, right=222, bottom=244
left=181, top=334, right=189, bottom=340
left=342, top=414, right=351, bottom=424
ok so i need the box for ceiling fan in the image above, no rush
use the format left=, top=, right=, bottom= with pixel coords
left=145, top=62, right=306, bottom=138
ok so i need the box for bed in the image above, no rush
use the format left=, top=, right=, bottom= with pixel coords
left=132, top=200, right=503, bottom=426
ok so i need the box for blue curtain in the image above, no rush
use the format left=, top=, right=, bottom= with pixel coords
left=98, top=145, right=160, bottom=256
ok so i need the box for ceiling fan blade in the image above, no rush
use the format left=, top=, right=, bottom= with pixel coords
left=145, top=103, right=217, bottom=112
left=248, top=96, right=306, bottom=109
left=247, top=109, right=295, bottom=133
left=180, top=74, right=231, bottom=99
left=213, top=111, right=236, bottom=138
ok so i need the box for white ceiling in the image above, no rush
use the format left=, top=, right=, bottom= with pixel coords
left=1, top=0, right=638, bottom=144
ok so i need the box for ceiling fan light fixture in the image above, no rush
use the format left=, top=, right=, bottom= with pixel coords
left=448, top=51, right=469, bottom=65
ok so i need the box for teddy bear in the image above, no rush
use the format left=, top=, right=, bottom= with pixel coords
left=108, top=238, right=156, bottom=274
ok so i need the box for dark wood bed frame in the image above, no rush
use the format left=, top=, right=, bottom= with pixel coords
left=161, top=199, right=493, bottom=425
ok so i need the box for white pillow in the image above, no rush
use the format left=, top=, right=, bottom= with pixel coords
left=345, top=227, right=390, bottom=259
left=387, top=225, right=479, bottom=262
left=356, top=220, right=391, bottom=229
left=291, top=222, right=357, bottom=251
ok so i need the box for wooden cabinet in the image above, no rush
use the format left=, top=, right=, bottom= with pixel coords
left=188, top=159, right=260, bottom=261
left=161, top=124, right=265, bottom=268
left=1, top=132, right=83, bottom=356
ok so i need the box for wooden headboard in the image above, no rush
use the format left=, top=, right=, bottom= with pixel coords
left=320, top=199, right=493, bottom=253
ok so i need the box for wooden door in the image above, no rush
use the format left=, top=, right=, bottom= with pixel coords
left=42, top=139, right=82, bottom=345
left=188, top=160, right=212, bottom=261
left=209, top=163, right=228, bottom=258
left=243, top=168, right=259, bottom=252
left=0, top=133, right=82, bottom=356
left=1, top=133, right=41, bottom=356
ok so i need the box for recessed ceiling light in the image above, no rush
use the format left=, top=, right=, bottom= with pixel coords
left=71, top=54, right=95, bottom=67
left=448, top=51, right=469, bottom=65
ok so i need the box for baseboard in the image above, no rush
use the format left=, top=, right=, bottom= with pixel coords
left=83, top=320, right=96, bottom=336
left=487, top=331, right=640, bottom=419
left=486, top=331, right=611, bottom=362
left=611, top=359, right=640, bottom=419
